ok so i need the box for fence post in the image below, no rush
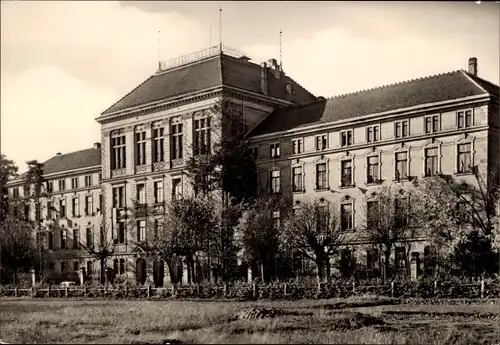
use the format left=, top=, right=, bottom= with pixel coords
left=480, top=278, right=484, bottom=299
left=14, top=287, right=18, bottom=297
left=223, top=284, right=227, bottom=298
left=434, top=280, right=438, bottom=296
left=171, top=284, right=175, bottom=297
left=352, top=282, right=356, bottom=294
left=196, top=284, right=200, bottom=297
left=252, top=283, right=257, bottom=299
left=125, top=286, right=129, bottom=298
left=83, top=286, right=87, bottom=298
left=284, top=283, right=287, bottom=296
left=65, top=286, right=69, bottom=298
left=31, top=286, right=35, bottom=299
left=317, top=282, right=321, bottom=296
left=391, top=281, right=394, bottom=298
left=147, top=285, right=152, bottom=298
left=47, top=285, right=50, bottom=298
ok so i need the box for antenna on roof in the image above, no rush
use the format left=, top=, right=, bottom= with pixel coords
left=157, top=30, right=162, bottom=71
left=219, top=7, right=223, bottom=52
left=279, top=30, right=283, bottom=71
left=209, top=25, right=212, bottom=48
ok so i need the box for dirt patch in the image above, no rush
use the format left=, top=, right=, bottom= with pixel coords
left=235, top=307, right=283, bottom=320
left=327, top=312, right=385, bottom=330
left=382, top=310, right=500, bottom=319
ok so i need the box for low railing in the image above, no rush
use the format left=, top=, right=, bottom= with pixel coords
left=2, top=279, right=499, bottom=301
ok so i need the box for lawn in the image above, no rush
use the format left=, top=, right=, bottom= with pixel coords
left=1, top=298, right=499, bottom=344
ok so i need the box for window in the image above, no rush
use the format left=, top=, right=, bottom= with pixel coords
left=172, top=179, right=182, bottom=199
left=395, top=120, right=409, bottom=138
left=270, top=170, right=280, bottom=194
left=316, top=163, right=328, bottom=189
left=171, top=123, right=183, bottom=159
left=85, top=196, right=93, bottom=215
left=24, top=204, right=30, bottom=220
left=136, top=184, right=145, bottom=204
left=194, top=117, right=211, bottom=155
left=153, top=219, right=159, bottom=241
left=270, top=143, right=280, bottom=158
left=24, top=185, right=30, bottom=197
left=111, top=134, right=126, bottom=170
left=395, top=247, right=406, bottom=269
left=71, top=177, right=79, bottom=189
left=292, top=166, right=303, bottom=192
left=457, top=143, right=472, bottom=173
left=367, top=126, right=379, bottom=143
left=113, top=259, right=119, bottom=274
left=135, top=131, right=147, bottom=166
left=154, top=181, right=163, bottom=203
left=137, top=220, right=146, bottom=242
left=59, top=199, right=66, bottom=218
left=250, top=146, right=259, bottom=159
left=395, top=152, right=408, bottom=181
left=367, top=248, right=379, bottom=271
left=73, top=228, right=80, bottom=249
left=117, top=222, right=125, bottom=244
left=73, top=261, right=79, bottom=271
left=86, top=227, right=94, bottom=248
left=98, top=173, right=102, bottom=182
left=367, top=156, right=379, bottom=183
left=48, top=231, right=54, bottom=250
left=457, top=110, right=472, bottom=129
left=112, top=186, right=125, bottom=208
left=315, top=135, right=328, bottom=151
left=341, top=203, right=353, bottom=231
left=425, top=115, right=439, bottom=134
left=341, top=160, right=353, bottom=187
left=46, top=181, right=53, bottom=193
left=395, top=197, right=408, bottom=227
left=58, top=179, right=66, bottom=191
left=119, top=259, right=126, bottom=275
left=292, top=139, right=303, bottom=154
left=272, top=210, right=280, bottom=229
left=60, top=229, right=67, bottom=249
left=87, top=261, right=93, bottom=276
left=100, top=226, right=104, bottom=246
left=61, top=262, right=67, bottom=273
left=72, top=197, right=80, bottom=217
left=12, top=187, right=19, bottom=198
left=315, top=205, right=328, bottom=234
left=152, top=126, right=165, bottom=163
left=98, top=194, right=103, bottom=213
left=425, top=147, right=439, bottom=177
left=341, top=130, right=353, bottom=147
left=47, top=201, right=53, bottom=219
left=366, top=201, right=378, bottom=228
left=84, top=175, right=92, bottom=187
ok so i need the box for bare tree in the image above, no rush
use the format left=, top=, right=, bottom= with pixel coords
left=360, top=186, right=424, bottom=279
left=279, top=199, right=350, bottom=283
left=79, top=222, right=115, bottom=284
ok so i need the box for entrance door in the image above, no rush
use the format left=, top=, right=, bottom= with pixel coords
left=135, top=258, right=147, bottom=285
left=153, top=260, right=165, bottom=287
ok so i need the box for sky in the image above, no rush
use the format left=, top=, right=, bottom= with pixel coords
left=1, top=1, right=499, bottom=172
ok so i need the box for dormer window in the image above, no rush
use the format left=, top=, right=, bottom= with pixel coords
left=286, top=83, right=294, bottom=94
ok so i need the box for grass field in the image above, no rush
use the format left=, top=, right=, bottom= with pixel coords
left=1, top=298, right=499, bottom=344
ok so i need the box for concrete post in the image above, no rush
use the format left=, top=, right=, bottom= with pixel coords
left=410, top=252, right=419, bottom=281
left=30, top=268, right=36, bottom=287
left=79, top=268, right=85, bottom=286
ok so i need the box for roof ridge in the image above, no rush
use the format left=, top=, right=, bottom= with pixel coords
left=49, top=146, right=99, bottom=161
left=464, top=71, right=500, bottom=89
left=327, top=70, right=461, bottom=99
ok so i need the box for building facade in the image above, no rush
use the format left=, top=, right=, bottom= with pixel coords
left=7, top=48, right=499, bottom=284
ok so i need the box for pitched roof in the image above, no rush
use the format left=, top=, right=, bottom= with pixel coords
left=100, top=53, right=316, bottom=116
left=250, top=70, right=499, bottom=136
left=12, top=146, right=102, bottom=183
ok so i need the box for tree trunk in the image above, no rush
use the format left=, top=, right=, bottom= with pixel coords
left=326, top=259, right=331, bottom=282
left=100, top=258, right=106, bottom=284
left=316, top=260, right=325, bottom=283
left=384, top=250, right=391, bottom=280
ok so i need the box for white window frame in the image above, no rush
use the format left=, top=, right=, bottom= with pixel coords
left=340, top=201, right=355, bottom=231
left=314, top=156, right=330, bottom=191
left=455, top=135, right=475, bottom=175
left=394, top=145, right=411, bottom=181
left=456, top=109, right=473, bottom=129
left=366, top=124, right=380, bottom=143
left=292, top=138, right=304, bottom=155
left=424, top=114, right=440, bottom=134
left=422, top=140, right=442, bottom=177
left=340, top=129, right=353, bottom=147
left=270, top=142, right=281, bottom=159
left=291, top=160, right=305, bottom=193
left=394, top=119, right=409, bottom=138
left=315, top=134, right=328, bottom=151
left=365, top=150, right=382, bottom=184
left=270, top=169, right=281, bottom=194
left=339, top=153, right=355, bottom=188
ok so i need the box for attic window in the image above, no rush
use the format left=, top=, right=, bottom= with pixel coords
left=286, top=83, right=295, bottom=95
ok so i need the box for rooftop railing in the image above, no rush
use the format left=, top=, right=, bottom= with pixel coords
left=157, top=45, right=250, bottom=72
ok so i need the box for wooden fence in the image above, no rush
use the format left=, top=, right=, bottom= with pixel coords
left=1, top=279, right=499, bottom=300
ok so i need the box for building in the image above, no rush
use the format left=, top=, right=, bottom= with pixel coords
left=6, top=47, right=499, bottom=284
left=7, top=144, right=102, bottom=281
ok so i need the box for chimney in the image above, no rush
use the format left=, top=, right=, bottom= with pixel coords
left=267, top=58, right=280, bottom=79
left=260, top=62, right=268, bottom=95
left=56, top=152, right=61, bottom=156
left=94, top=142, right=101, bottom=149
left=468, top=57, right=477, bottom=76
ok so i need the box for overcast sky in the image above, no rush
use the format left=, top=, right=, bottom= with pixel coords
left=1, top=1, right=499, bottom=172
